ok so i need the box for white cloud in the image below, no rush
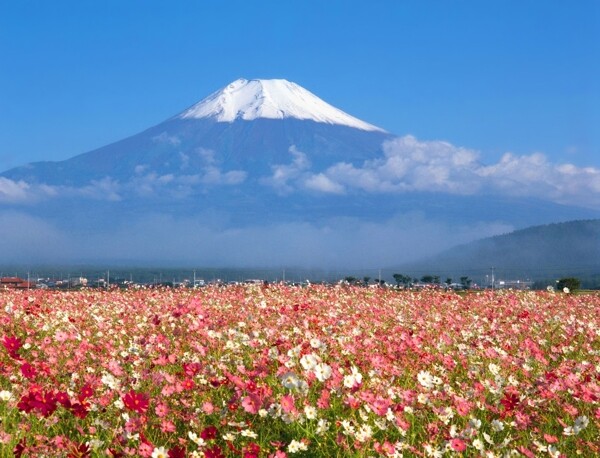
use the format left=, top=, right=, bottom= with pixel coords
left=201, top=167, right=247, bottom=185
left=0, top=177, right=61, bottom=203
left=261, top=145, right=311, bottom=193
left=152, top=132, right=181, bottom=146
left=303, top=135, right=600, bottom=209
left=3, top=135, right=599, bottom=209
left=304, top=173, right=345, bottom=194
left=195, top=147, right=218, bottom=165
left=77, top=177, right=122, bottom=201
left=0, top=177, right=31, bottom=202
left=479, top=152, right=600, bottom=207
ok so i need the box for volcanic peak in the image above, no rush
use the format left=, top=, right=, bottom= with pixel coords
left=179, top=78, right=385, bottom=132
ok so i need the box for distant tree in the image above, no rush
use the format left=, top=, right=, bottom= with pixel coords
left=460, top=276, right=472, bottom=289
left=556, top=277, right=580, bottom=292
left=393, top=273, right=411, bottom=287
left=421, top=275, right=434, bottom=284
left=445, top=278, right=452, bottom=285
left=432, top=276, right=440, bottom=284
left=344, top=276, right=358, bottom=285
left=363, top=276, right=371, bottom=286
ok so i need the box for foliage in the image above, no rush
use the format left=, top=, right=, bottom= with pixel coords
left=392, top=274, right=411, bottom=287
left=0, top=286, right=599, bottom=457
left=556, top=277, right=581, bottom=292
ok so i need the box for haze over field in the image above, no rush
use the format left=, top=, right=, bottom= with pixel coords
left=0, top=2, right=598, bottom=268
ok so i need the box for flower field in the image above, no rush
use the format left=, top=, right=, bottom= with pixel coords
left=0, top=285, right=599, bottom=457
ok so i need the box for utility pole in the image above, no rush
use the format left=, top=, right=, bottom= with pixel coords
left=490, top=267, right=495, bottom=290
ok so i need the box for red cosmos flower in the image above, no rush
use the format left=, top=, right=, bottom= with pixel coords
left=67, top=442, right=91, bottom=458
left=18, top=389, right=58, bottom=417
left=2, top=335, right=22, bottom=359
left=20, top=362, right=36, bottom=379
left=204, top=446, right=225, bottom=458
left=69, top=402, right=89, bottom=419
left=167, top=446, right=186, bottom=458
left=78, top=384, right=94, bottom=402
left=200, top=425, right=218, bottom=440
left=500, top=391, right=520, bottom=415
left=181, top=378, right=196, bottom=390
left=122, top=390, right=149, bottom=414
left=182, top=362, right=202, bottom=377
left=56, top=391, right=72, bottom=408
left=13, top=438, right=26, bottom=458
left=244, top=442, right=261, bottom=458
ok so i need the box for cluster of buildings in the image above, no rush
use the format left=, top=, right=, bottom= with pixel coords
left=0, top=277, right=35, bottom=289
left=1, top=275, right=535, bottom=291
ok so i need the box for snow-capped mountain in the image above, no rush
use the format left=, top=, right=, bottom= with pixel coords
left=2, top=79, right=391, bottom=187
left=1, top=78, right=599, bottom=267
left=179, top=78, right=385, bottom=131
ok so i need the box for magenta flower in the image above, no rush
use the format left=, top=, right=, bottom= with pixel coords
left=123, top=390, right=149, bottom=414
left=2, top=335, right=22, bottom=359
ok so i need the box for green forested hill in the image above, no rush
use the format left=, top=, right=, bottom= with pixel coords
left=403, top=220, right=600, bottom=287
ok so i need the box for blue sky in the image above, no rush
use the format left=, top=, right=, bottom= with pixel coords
left=0, top=0, right=598, bottom=171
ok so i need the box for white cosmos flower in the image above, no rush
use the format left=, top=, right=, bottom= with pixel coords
left=417, top=370, right=434, bottom=389
left=280, top=372, right=300, bottom=389
left=316, top=418, right=330, bottom=435
left=314, top=362, right=332, bottom=382
left=491, top=419, right=504, bottom=432
left=287, top=439, right=308, bottom=453
left=473, top=438, right=485, bottom=452
left=574, top=415, right=589, bottom=433
left=310, top=338, right=323, bottom=349
left=304, top=405, right=317, bottom=420
left=300, top=353, right=319, bottom=371
left=343, top=366, right=363, bottom=388
left=151, top=447, right=167, bottom=458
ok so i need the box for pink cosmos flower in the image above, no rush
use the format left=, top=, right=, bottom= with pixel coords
left=202, top=401, right=215, bottom=414
left=280, top=395, right=296, bottom=414
left=242, top=394, right=261, bottom=414
left=155, top=402, right=169, bottom=417
left=449, top=438, right=466, bottom=452
left=160, top=419, right=176, bottom=433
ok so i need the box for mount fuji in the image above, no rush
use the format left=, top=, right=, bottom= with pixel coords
left=3, top=79, right=390, bottom=188
left=1, top=79, right=599, bottom=267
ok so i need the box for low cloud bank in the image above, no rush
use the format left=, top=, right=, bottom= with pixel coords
left=0, top=210, right=511, bottom=268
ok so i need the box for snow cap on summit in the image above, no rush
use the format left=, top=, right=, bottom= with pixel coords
left=179, top=78, right=385, bottom=132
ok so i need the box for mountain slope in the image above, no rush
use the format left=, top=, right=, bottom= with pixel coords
left=2, top=79, right=391, bottom=187
left=402, top=220, right=600, bottom=280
